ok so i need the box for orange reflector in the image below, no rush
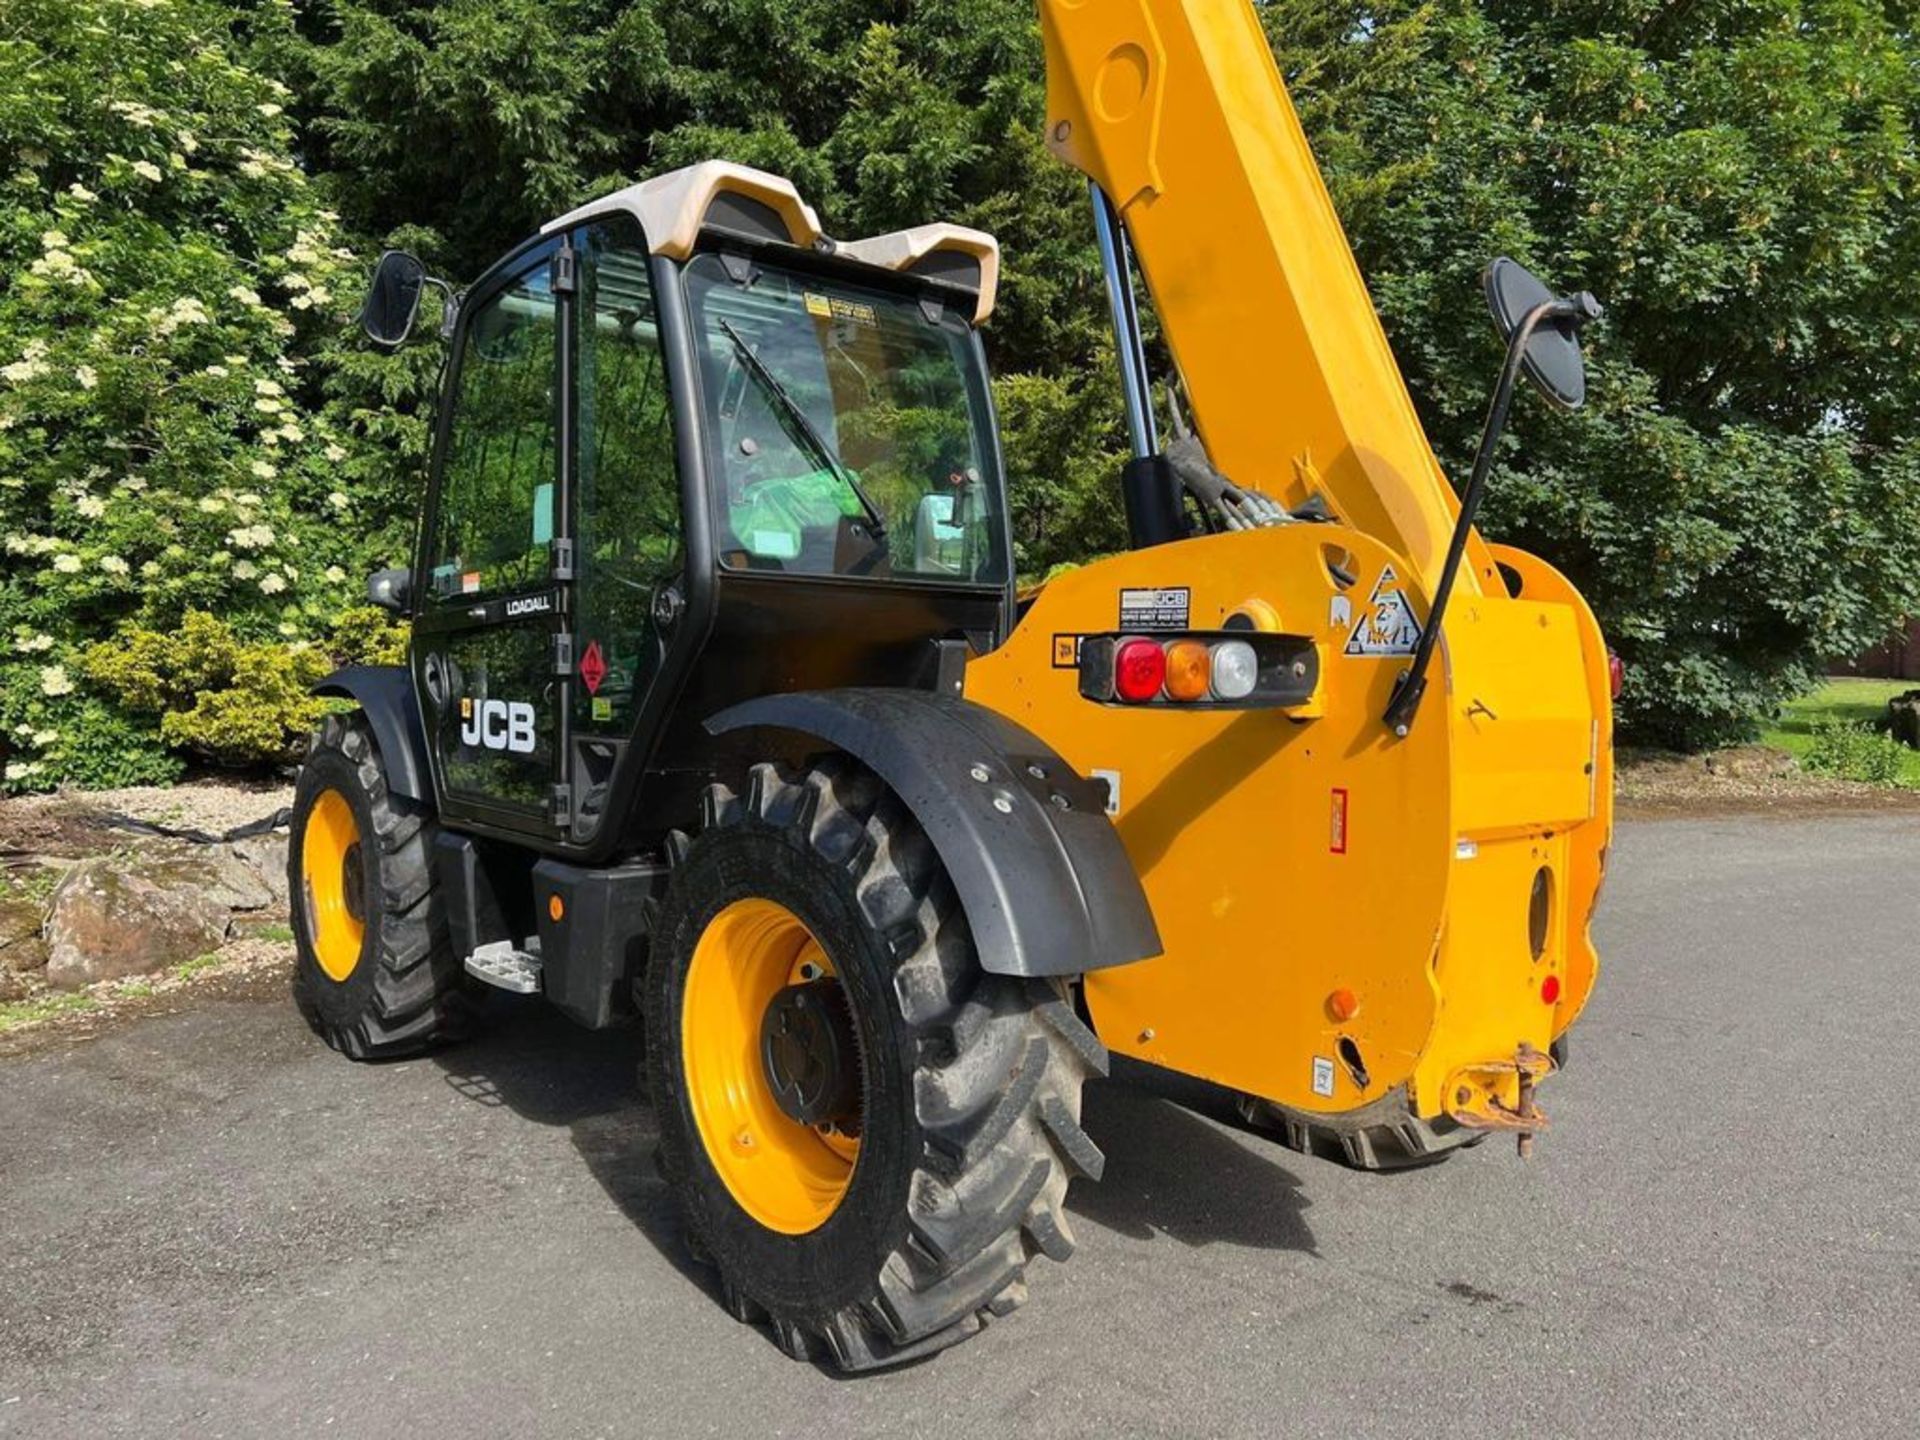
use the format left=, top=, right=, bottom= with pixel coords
left=548, top=894, right=565, bottom=923
left=1164, top=640, right=1211, bottom=701
left=1327, top=988, right=1359, bottom=1022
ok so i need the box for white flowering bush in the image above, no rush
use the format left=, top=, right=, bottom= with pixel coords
left=0, top=0, right=412, bottom=790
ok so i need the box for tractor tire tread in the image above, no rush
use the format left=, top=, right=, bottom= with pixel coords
left=291, top=714, right=468, bottom=1060
left=666, top=760, right=1101, bottom=1372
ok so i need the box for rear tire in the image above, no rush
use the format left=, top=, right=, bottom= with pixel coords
left=646, top=758, right=1108, bottom=1371
left=289, top=713, right=467, bottom=1059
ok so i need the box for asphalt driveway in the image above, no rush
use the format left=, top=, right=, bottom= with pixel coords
left=3, top=813, right=1916, bottom=1438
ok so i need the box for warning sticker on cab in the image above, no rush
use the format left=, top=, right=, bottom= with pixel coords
left=1342, top=565, right=1422, bottom=657
left=1119, top=586, right=1190, bottom=630
left=803, top=292, right=877, bottom=327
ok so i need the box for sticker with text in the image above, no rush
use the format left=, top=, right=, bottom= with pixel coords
left=1343, top=564, right=1421, bottom=656
left=1329, top=787, right=1349, bottom=854
left=1118, top=586, right=1190, bottom=630
left=1311, top=1056, right=1336, bottom=1098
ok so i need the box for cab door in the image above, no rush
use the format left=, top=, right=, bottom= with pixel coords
left=413, top=237, right=574, bottom=838
left=562, top=215, right=688, bottom=842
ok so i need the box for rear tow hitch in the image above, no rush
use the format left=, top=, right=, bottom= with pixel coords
left=1445, top=1043, right=1555, bottom=1159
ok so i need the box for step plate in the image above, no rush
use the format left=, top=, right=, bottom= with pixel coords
left=464, top=940, right=543, bottom=994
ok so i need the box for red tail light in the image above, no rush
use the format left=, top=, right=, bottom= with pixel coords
left=1607, top=650, right=1625, bottom=700
left=1113, top=638, right=1167, bottom=703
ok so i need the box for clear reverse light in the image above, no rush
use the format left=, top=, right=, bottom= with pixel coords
left=1210, top=639, right=1258, bottom=700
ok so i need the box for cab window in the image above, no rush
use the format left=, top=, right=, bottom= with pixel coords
left=427, top=245, right=559, bottom=601
left=684, top=252, right=1006, bottom=585
left=572, top=217, right=681, bottom=733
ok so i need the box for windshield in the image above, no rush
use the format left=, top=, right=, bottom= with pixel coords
left=685, top=251, right=1007, bottom=584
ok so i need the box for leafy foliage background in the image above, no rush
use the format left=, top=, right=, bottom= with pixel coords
left=5, top=0, right=1919, bottom=788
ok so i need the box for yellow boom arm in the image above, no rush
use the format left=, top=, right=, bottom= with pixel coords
left=966, top=0, right=1613, bottom=1157
left=1040, top=0, right=1493, bottom=596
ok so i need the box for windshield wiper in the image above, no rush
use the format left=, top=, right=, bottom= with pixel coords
left=717, top=319, right=887, bottom=540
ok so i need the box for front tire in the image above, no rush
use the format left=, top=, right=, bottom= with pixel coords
left=289, top=713, right=467, bottom=1059
left=646, top=759, right=1108, bottom=1371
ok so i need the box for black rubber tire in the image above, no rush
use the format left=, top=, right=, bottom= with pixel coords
left=289, top=713, right=468, bottom=1060
left=1236, top=1090, right=1486, bottom=1171
left=646, top=758, right=1108, bottom=1372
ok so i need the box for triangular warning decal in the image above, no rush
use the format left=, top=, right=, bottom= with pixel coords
left=1343, top=565, right=1422, bottom=657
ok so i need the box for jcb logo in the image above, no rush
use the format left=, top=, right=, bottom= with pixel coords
left=459, top=698, right=537, bottom=754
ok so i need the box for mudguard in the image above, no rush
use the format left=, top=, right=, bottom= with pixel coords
left=312, top=665, right=431, bottom=804
left=706, top=688, right=1162, bottom=978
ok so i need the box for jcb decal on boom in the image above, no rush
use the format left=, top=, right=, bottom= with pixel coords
left=459, top=698, right=537, bottom=754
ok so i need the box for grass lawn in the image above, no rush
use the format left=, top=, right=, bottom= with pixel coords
left=1760, top=677, right=1920, bottom=786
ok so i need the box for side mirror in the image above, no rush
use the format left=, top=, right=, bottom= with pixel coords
left=1482, top=257, right=1601, bottom=411
left=359, top=251, right=428, bottom=349
left=367, top=566, right=412, bottom=614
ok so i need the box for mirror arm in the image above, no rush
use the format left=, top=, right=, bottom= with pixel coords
left=1382, top=296, right=1580, bottom=737
left=422, top=276, right=461, bottom=340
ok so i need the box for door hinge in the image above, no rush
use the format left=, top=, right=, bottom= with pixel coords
left=549, top=783, right=573, bottom=827
left=552, top=631, right=574, bottom=675
left=550, top=537, right=574, bottom=582
left=552, top=247, right=577, bottom=295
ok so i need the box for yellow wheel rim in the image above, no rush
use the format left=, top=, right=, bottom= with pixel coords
left=301, top=788, right=366, bottom=983
left=683, top=898, right=861, bottom=1234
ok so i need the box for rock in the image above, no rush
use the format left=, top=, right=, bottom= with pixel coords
left=0, top=891, right=44, bottom=951
left=44, top=854, right=233, bottom=988
left=1887, top=690, right=1920, bottom=750
left=0, top=968, right=33, bottom=1003
left=1, top=887, right=49, bottom=981
left=1703, top=745, right=1797, bottom=780
left=4, top=935, right=49, bottom=975
left=229, top=832, right=290, bottom=910
left=137, top=843, right=276, bottom=912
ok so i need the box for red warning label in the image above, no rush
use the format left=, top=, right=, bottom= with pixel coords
left=1329, top=788, right=1349, bottom=854
left=579, top=640, right=606, bottom=696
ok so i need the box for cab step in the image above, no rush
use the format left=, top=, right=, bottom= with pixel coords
left=464, top=938, right=543, bottom=994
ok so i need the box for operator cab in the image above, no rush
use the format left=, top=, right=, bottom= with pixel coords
left=368, top=163, right=1014, bottom=858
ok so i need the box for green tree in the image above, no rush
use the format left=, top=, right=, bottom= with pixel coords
left=287, top=0, right=1920, bottom=747
left=7, top=0, right=1916, bottom=781
left=1269, top=0, right=1920, bottom=746
left=0, top=0, right=396, bottom=789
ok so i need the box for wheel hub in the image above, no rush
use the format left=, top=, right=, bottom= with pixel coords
left=760, top=979, right=861, bottom=1129
left=342, top=842, right=366, bottom=925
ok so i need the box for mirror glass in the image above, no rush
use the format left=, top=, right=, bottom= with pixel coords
left=1483, top=256, right=1587, bottom=410
left=360, top=250, right=427, bottom=349
left=366, top=566, right=412, bottom=614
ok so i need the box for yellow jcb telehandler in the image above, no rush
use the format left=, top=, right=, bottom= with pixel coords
left=290, top=0, right=1613, bottom=1370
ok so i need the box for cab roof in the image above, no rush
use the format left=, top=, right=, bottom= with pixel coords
left=542, top=160, right=999, bottom=325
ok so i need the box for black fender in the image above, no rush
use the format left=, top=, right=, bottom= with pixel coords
left=312, top=665, right=432, bottom=805
left=706, top=688, right=1161, bottom=978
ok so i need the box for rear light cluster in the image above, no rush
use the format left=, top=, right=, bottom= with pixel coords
left=1079, top=631, right=1318, bottom=709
